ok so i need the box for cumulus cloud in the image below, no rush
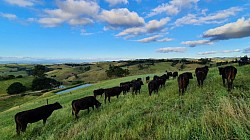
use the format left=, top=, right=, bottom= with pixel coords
left=0, top=13, right=17, bottom=20
left=99, top=8, right=144, bottom=28
left=242, top=48, right=250, bottom=53
left=116, top=17, right=170, bottom=37
left=147, top=0, right=199, bottom=17
left=38, top=0, right=100, bottom=27
left=175, top=7, right=243, bottom=26
left=156, top=47, right=187, bottom=53
left=203, top=17, right=250, bottom=40
left=105, top=0, right=128, bottom=6
left=4, top=0, right=36, bottom=7
left=181, top=40, right=213, bottom=47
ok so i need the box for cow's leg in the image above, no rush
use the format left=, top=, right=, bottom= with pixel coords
left=222, top=77, right=225, bottom=87
left=75, top=110, right=79, bottom=119
left=21, top=123, right=27, bottom=132
left=108, top=97, right=111, bottom=103
left=104, top=96, right=107, bottom=104
left=43, top=118, right=47, bottom=125
left=16, top=122, right=21, bottom=135
left=117, top=95, right=119, bottom=98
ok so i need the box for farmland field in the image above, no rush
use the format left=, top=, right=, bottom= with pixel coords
left=0, top=64, right=249, bottom=140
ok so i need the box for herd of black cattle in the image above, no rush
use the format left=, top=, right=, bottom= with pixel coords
left=14, top=65, right=237, bottom=135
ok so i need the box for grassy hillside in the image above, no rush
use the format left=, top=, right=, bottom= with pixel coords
left=0, top=76, right=33, bottom=96
left=0, top=65, right=249, bottom=139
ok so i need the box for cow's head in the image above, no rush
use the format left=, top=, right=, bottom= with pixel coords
left=53, top=102, right=63, bottom=110
left=96, top=101, right=102, bottom=108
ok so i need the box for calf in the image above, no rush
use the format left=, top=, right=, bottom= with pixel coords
left=72, top=96, right=101, bottom=119
left=120, top=83, right=130, bottom=94
left=93, top=88, right=105, bottom=97
left=104, top=86, right=122, bottom=103
left=15, top=102, right=62, bottom=135
left=148, top=80, right=160, bottom=96
left=178, top=72, right=193, bottom=95
left=218, top=66, right=237, bottom=91
left=195, top=66, right=209, bottom=78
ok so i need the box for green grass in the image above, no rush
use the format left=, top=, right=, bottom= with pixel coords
left=0, top=65, right=249, bottom=139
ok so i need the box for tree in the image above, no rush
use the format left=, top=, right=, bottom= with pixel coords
left=105, top=65, right=129, bottom=78
left=32, top=77, right=61, bottom=90
left=32, top=65, right=47, bottom=78
left=7, top=82, right=26, bottom=95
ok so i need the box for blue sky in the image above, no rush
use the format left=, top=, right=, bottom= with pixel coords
left=0, top=0, right=250, bottom=62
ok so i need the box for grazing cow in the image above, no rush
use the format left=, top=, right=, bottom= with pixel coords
left=15, top=102, right=62, bottom=135
left=172, top=72, right=178, bottom=79
left=104, top=86, right=122, bottom=103
left=146, top=76, right=150, bottom=83
left=93, top=88, right=105, bottom=97
left=72, top=96, right=101, bottom=119
left=177, top=72, right=193, bottom=95
left=132, top=80, right=144, bottom=94
left=218, top=66, right=237, bottom=91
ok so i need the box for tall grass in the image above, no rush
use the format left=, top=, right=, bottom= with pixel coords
left=0, top=65, right=249, bottom=140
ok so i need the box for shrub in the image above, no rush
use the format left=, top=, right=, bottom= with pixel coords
left=32, top=77, right=61, bottom=90
left=7, top=82, right=26, bottom=95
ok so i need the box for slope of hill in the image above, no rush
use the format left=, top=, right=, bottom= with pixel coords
left=0, top=65, right=249, bottom=140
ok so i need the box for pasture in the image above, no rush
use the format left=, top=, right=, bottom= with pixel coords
left=0, top=64, right=249, bottom=139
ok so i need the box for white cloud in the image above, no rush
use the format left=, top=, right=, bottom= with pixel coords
left=137, top=35, right=160, bottom=43
left=221, top=49, right=241, bottom=53
left=175, top=7, right=243, bottom=26
left=116, top=17, right=170, bottom=37
left=181, top=40, right=213, bottom=47
left=0, top=13, right=17, bottom=20
left=105, top=0, right=128, bottom=6
left=157, top=38, right=173, bottom=42
left=137, top=35, right=173, bottom=43
left=147, top=0, right=199, bottom=17
left=38, top=0, right=100, bottom=27
left=203, top=17, right=250, bottom=40
left=198, top=49, right=241, bottom=55
left=4, top=0, right=35, bottom=7
left=157, top=47, right=187, bottom=53
left=99, top=8, right=145, bottom=28
left=198, top=51, right=217, bottom=55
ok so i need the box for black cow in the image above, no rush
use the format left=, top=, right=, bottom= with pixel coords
left=172, top=72, right=178, bottom=79
left=132, top=80, right=144, bottom=94
left=195, top=66, right=209, bottom=78
left=167, top=72, right=173, bottom=77
left=15, top=102, right=62, bottom=135
left=218, top=66, right=237, bottom=91
left=148, top=80, right=160, bottom=96
left=120, top=83, right=131, bottom=94
left=195, top=66, right=209, bottom=87
left=72, top=96, right=101, bottom=119
left=93, top=88, right=105, bottom=97
left=177, top=72, right=193, bottom=95
left=146, top=76, right=150, bottom=83
left=104, top=86, right=122, bottom=103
